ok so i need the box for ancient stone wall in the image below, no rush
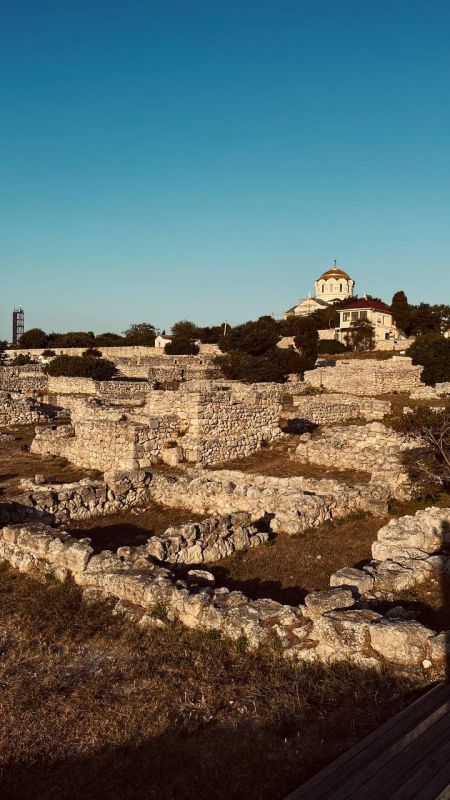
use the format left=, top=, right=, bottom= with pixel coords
left=0, top=366, right=48, bottom=395
left=0, top=392, right=55, bottom=427
left=146, top=512, right=268, bottom=563
left=290, top=393, right=390, bottom=425
left=32, top=383, right=283, bottom=470
left=146, top=470, right=388, bottom=534
left=294, top=421, right=413, bottom=497
left=304, top=357, right=423, bottom=395
left=0, top=516, right=446, bottom=675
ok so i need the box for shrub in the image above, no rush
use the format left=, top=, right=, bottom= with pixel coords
left=41, top=349, right=56, bottom=358
left=215, top=347, right=304, bottom=383
left=165, top=337, right=199, bottom=355
left=10, top=354, right=33, bottom=366
left=45, top=355, right=117, bottom=381
left=82, top=348, right=102, bottom=358
left=317, top=339, right=350, bottom=355
left=407, top=333, right=450, bottom=385
left=391, top=403, right=450, bottom=496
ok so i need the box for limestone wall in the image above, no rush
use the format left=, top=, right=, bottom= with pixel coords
left=146, top=470, right=388, bottom=534
left=305, top=357, right=423, bottom=395
left=0, top=366, right=48, bottom=395
left=0, top=517, right=445, bottom=675
left=294, top=421, right=413, bottom=497
left=146, top=512, right=268, bottom=563
left=0, top=470, right=153, bottom=526
left=32, top=383, right=283, bottom=470
left=0, top=392, right=55, bottom=427
left=290, top=393, right=390, bottom=425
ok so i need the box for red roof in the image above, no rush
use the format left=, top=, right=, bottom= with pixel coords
left=339, top=299, right=392, bottom=314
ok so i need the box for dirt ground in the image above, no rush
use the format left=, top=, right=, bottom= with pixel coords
left=69, top=503, right=206, bottom=553
left=209, top=437, right=370, bottom=485
left=0, top=564, right=422, bottom=800
left=205, top=513, right=385, bottom=605
left=0, top=424, right=90, bottom=499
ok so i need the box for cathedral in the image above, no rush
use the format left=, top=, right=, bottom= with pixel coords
left=284, top=261, right=355, bottom=318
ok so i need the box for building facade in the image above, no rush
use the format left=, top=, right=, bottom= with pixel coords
left=336, top=300, right=397, bottom=343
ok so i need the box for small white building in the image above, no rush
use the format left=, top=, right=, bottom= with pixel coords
left=336, top=300, right=397, bottom=344
left=154, top=334, right=173, bottom=350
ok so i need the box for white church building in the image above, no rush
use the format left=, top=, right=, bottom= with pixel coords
left=284, top=261, right=355, bottom=318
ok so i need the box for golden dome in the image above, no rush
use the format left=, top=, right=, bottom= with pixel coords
left=318, top=267, right=351, bottom=281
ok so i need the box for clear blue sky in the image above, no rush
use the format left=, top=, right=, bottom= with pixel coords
left=1, top=0, right=449, bottom=339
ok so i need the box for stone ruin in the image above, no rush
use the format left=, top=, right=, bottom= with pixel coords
left=1, top=350, right=450, bottom=678
left=31, top=381, right=283, bottom=469
left=1, top=487, right=450, bottom=676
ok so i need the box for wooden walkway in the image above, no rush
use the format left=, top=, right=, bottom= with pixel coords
left=286, top=682, right=450, bottom=800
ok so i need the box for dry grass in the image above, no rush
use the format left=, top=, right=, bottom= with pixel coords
left=68, top=502, right=206, bottom=553
left=0, top=424, right=91, bottom=498
left=206, top=513, right=385, bottom=605
left=0, top=563, right=422, bottom=800
left=209, top=438, right=371, bottom=486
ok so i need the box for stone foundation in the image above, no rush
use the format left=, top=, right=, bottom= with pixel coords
left=294, top=421, right=414, bottom=497
left=304, top=357, right=423, bottom=395
left=0, top=514, right=447, bottom=675
left=288, top=393, right=390, bottom=425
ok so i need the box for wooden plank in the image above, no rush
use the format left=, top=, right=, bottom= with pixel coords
left=287, top=683, right=450, bottom=800
left=390, top=735, right=450, bottom=799
left=343, top=712, right=450, bottom=799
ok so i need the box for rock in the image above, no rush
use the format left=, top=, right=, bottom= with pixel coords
left=330, top=567, right=374, bottom=595
left=369, top=620, right=435, bottom=666
left=186, top=569, right=215, bottom=587
left=304, top=588, right=355, bottom=619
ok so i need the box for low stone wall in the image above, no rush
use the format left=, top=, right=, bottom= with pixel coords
left=146, top=470, right=388, bottom=534
left=294, top=422, right=413, bottom=498
left=410, top=383, right=450, bottom=400
left=305, top=357, right=423, bottom=396
left=289, top=393, right=390, bottom=425
left=0, top=470, right=151, bottom=526
left=0, top=518, right=446, bottom=675
left=0, top=392, right=55, bottom=427
left=146, top=512, right=268, bottom=563
left=0, top=366, right=48, bottom=395
left=330, top=506, right=450, bottom=612
left=46, top=375, right=153, bottom=398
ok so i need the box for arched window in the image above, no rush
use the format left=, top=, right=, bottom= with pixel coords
left=340, top=283, right=343, bottom=292
left=321, top=284, right=324, bottom=292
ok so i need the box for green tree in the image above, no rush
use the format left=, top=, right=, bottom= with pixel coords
left=123, top=323, right=157, bottom=346
left=219, top=316, right=279, bottom=356
left=215, top=347, right=303, bottom=383
left=95, top=332, right=126, bottom=346
left=391, top=291, right=410, bottom=332
left=171, top=320, right=198, bottom=339
left=344, top=320, right=375, bottom=352
left=165, top=337, right=199, bottom=355
left=407, top=333, right=450, bottom=385
left=292, top=317, right=319, bottom=371
left=19, top=328, right=48, bottom=349
left=47, top=331, right=95, bottom=348
left=408, top=304, right=442, bottom=336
